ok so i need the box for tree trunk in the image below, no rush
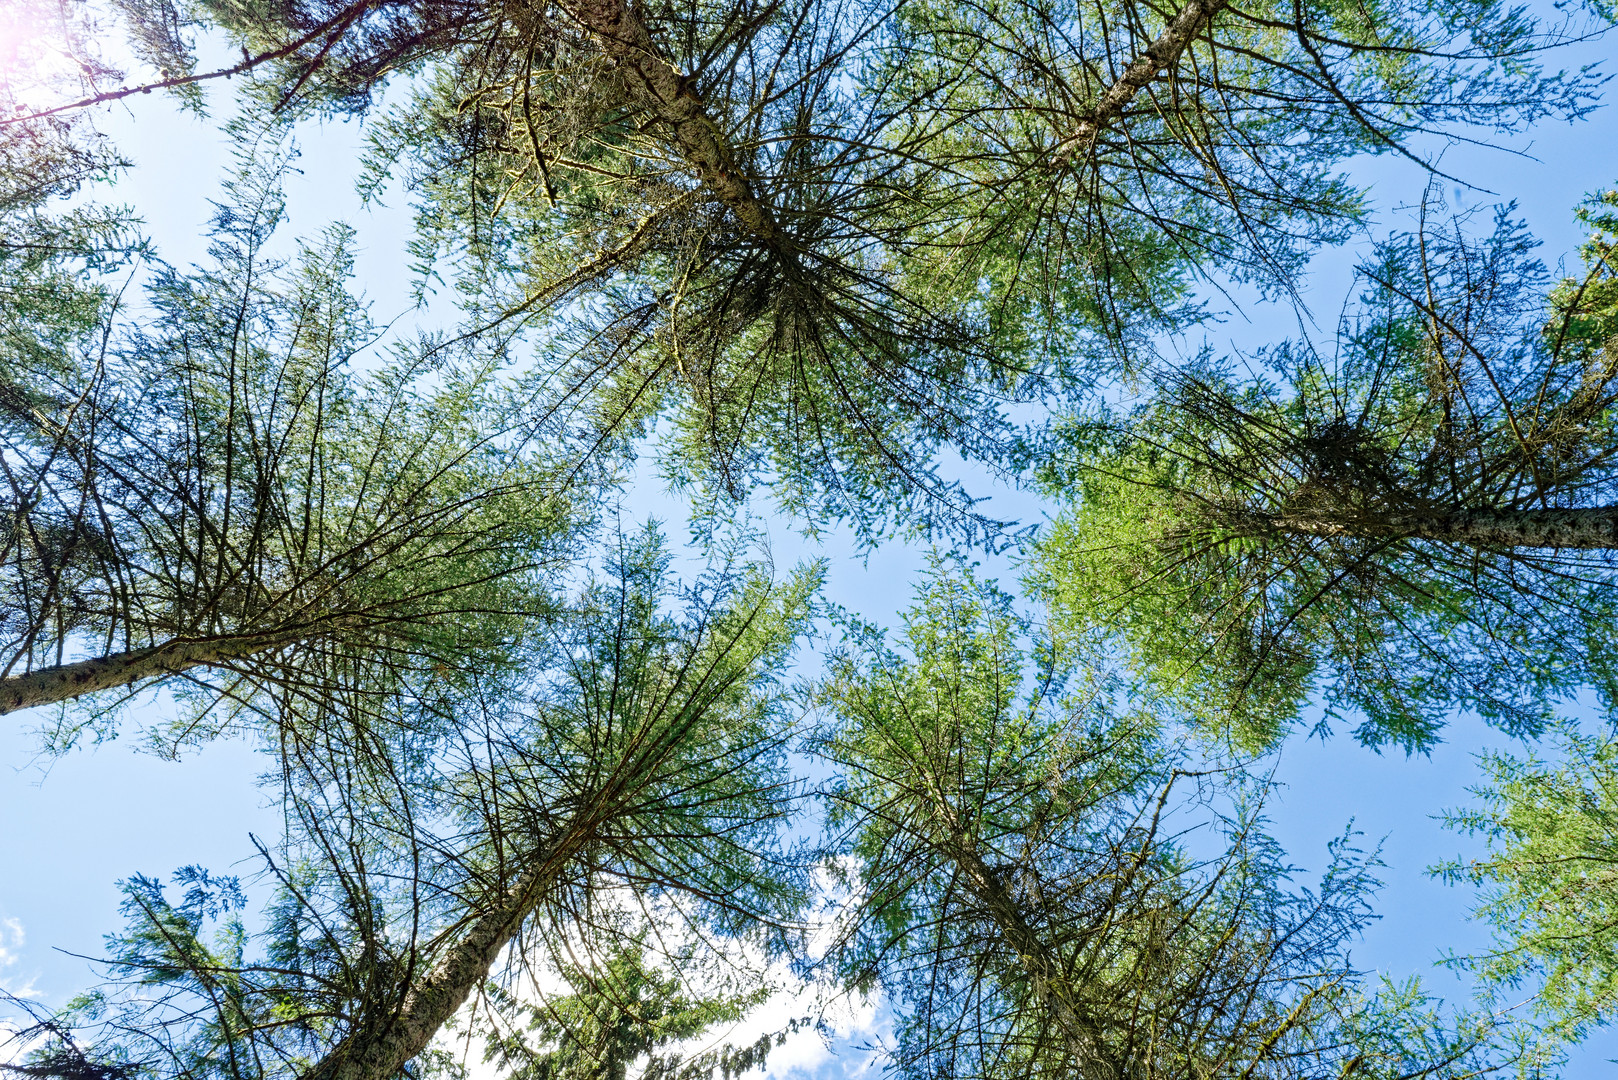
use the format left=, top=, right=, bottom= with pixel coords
left=558, top=0, right=793, bottom=255
left=944, top=836, right=1121, bottom=1080
left=1051, top=0, right=1228, bottom=164
left=913, top=769, right=1119, bottom=1076
left=1394, top=506, right=1618, bottom=550
left=300, top=825, right=592, bottom=1080
left=0, top=630, right=311, bottom=716
left=1234, top=505, right=1618, bottom=550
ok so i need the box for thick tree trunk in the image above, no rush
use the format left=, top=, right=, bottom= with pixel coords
left=945, top=837, right=1120, bottom=1079
left=560, top=0, right=791, bottom=253
left=914, top=774, right=1119, bottom=1077
left=1051, top=0, right=1228, bottom=164
left=1392, top=506, right=1618, bottom=550
left=0, top=630, right=309, bottom=716
left=300, top=825, right=591, bottom=1080
left=1235, top=505, right=1618, bottom=550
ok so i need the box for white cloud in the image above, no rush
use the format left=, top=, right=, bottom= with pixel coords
left=0, top=919, right=21, bottom=969
left=1, top=917, right=45, bottom=1071
left=663, top=863, right=892, bottom=1080
left=0, top=916, right=38, bottom=999
left=751, top=977, right=885, bottom=1080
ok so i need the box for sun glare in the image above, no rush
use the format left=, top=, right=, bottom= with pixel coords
left=0, top=0, right=100, bottom=111
left=0, top=3, right=46, bottom=70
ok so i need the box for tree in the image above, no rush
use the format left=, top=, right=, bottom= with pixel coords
left=814, top=562, right=1522, bottom=1078
left=0, top=119, right=590, bottom=751
left=8, top=529, right=818, bottom=1080
left=480, top=937, right=788, bottom=1080
left=1436, top=724, right=1618, bottom=1048
left=28, top=0, right=1599, bottom=540
left=6, top=0, right=1618, bottom=1074
left=1, top=0, right=145, bottom=487
left=1029, top=189, right=1618, bottom=751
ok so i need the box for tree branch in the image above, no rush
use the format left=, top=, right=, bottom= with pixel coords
left=1050, top=0, right=1227, bottom=166
left=0, top=626, right=335, bottom=716
left=298, top=826, right=589, bottom=1080
left=559, top=0, right=792, bottom=254
left=1225, top=504, right=1618, bottom=550
left=1, top=0, right=372, bottom=128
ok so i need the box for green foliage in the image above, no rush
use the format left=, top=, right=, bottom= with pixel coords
left=140, top=0, right=1604, bottom=540
left=109, top=0, right=202, bottom=107
left=816, top=562, right=1520, bottom=1078
left=1438, top=725, right=1618, bottom=1044
left=2, top=119, right=592, bottom=749
left=1030, top=430, right=1323, bottom=751
left=34, top=529, right=819, bottom=1080
left=0, top=0, right=144, bottom=433
left=9, top=0, right=1618, bottom=1074
left=56, top=860, right=376, bottom=1080
left=1030, top=193, right=1618, bottom=752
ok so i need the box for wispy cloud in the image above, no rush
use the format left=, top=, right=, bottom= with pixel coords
left=0, top=916, right=38, bottom=999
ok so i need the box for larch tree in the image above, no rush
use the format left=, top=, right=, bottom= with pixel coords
left=3, top=0, right=1618, bottom=1075
left=0, top=120, right=593, bottom=750
left=18, top=0, right=1599, bottom=540
left=1030, top=189, right=1618, bottom=752
left=814, top=562, right=1529, bottom=1079
left=3, top=529, right=819, bottom=1080
left=1434, top=724, right=1618, bottom=1050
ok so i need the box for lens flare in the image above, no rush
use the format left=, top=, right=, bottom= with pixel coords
left=0, top=0, right=106, bottom=116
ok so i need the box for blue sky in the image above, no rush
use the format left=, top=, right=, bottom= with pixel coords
left=5, top=10, right=1618, bottom=1074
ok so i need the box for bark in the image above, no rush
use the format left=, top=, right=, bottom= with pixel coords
left=300, top=824, right=592, bottom=1080
left=1228, top=504, right=1618, bottom=550
left=1404, top=506, right=1618, bottom=550
left=915, top=774, right=1118, bottom=1077
left=559, top=0, right=792, bottom=254
left=298, top=725, right=680, bottom=1080
left=1051, top=0, right=1228, bottom=165
left=945, top=836, right=1120, bottom=1078
left=0, top=629, right=314, bottom=716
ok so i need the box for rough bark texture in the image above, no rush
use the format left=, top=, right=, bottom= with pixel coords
left=917, top=780, right=1118, bottom=1078
left=1051, top=0, right=1228, bottom=164
left=1404, top=506, right=1618, bottom=549
left=0, top=630, right=310, bottom=716
left=945, top=835, right=1120, bottom=1078
left=298, top=729, right=672, bottom=1080
left=560, top=0, right=791, bottom=252
left=1229, top=505, right=1618, bottom=550
left=300, top=825, right=591, bottom=1080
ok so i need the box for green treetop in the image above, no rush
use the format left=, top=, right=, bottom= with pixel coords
left=0, top=120, right=592, bottom=752
left=5, top=529, right=819, bottom=1080
left=1436, top=725, right=1618, bottom=1048
left=815, top=561, right=1527, bottom=1078
left=1030, top=189, right=1618, bottom=752
left=23, top=0, right=1603, bottom=539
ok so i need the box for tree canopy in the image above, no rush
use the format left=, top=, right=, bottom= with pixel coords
left=1, top=120, right=591, bottom=753
left=5, top=0, right=1618, bottom=1077
left=1029, top=191, right=1618, bottom=751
